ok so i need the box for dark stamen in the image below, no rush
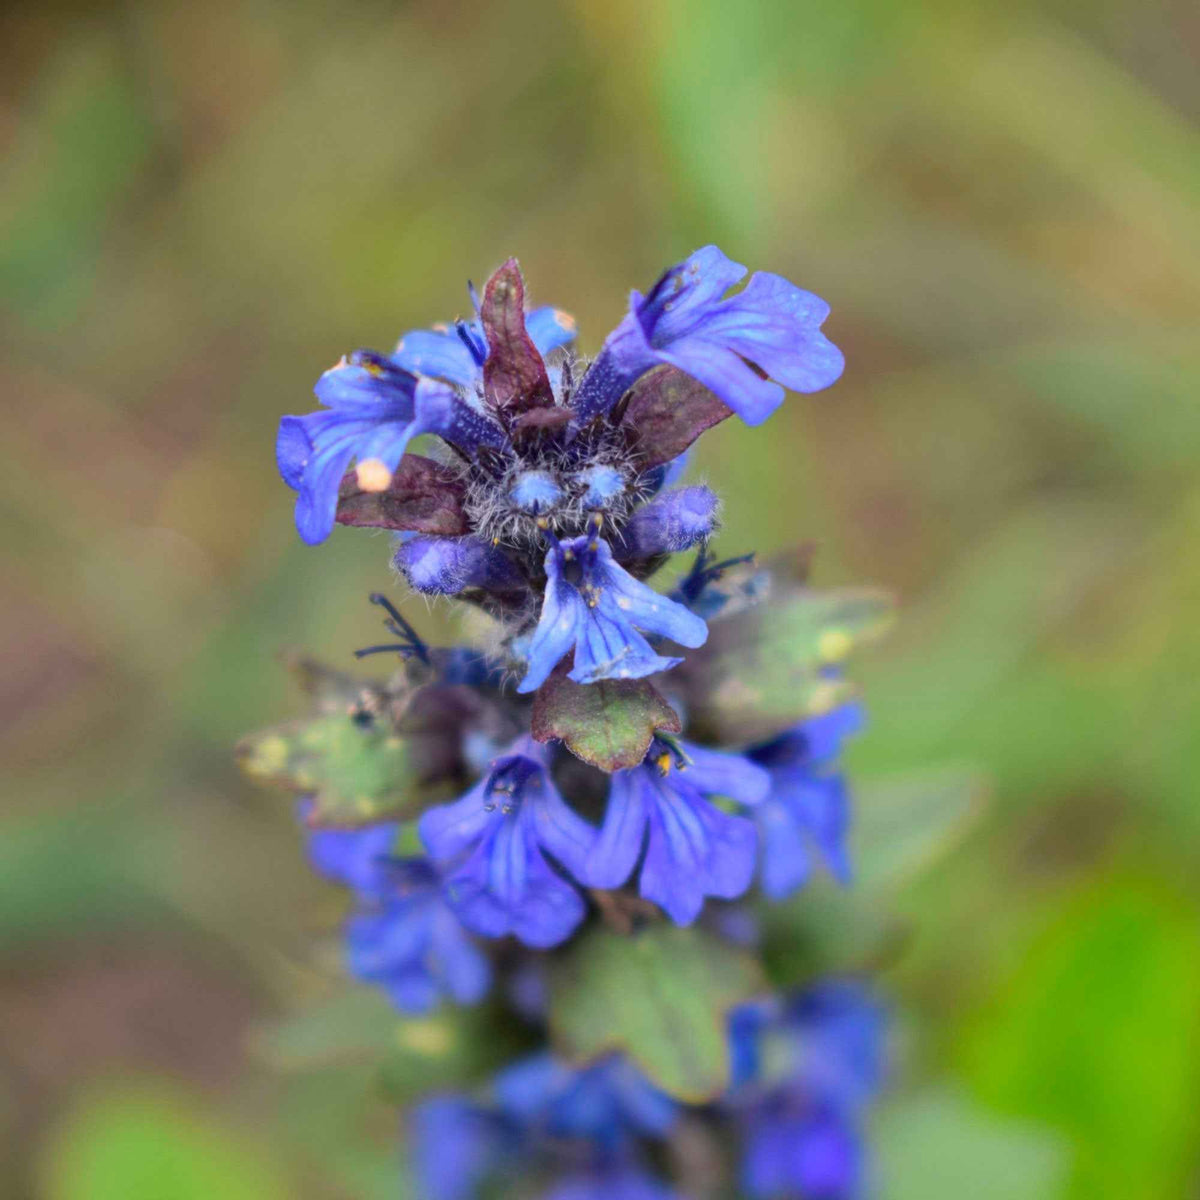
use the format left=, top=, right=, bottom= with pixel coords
left=455, top=320, right=487, bottom=366
left=366, top=593, right=430, bottom=663
left=354, top=643, right=418, bottom=659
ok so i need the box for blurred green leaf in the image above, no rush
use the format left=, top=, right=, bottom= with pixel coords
left=236, top=711, right=440, bottom=826
left=854, top=768, right=986, bottom=894
left=876, top=1087, right=1070, bottom=1200
left=254, top=987, right=401, bottom=1070
left=761, top=768, right=986, bottom=985
left=959, top=877, right=1200, bottom=1199
left=549, top=924, right=763, bottom=1102
left=687, top=586, right=894, bottom=742
left=257, top=988, right=528, bottom=1100
left=36, top=1080, right=290, bottom=1200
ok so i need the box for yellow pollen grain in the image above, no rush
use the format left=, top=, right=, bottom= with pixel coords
left=818, top=629, right=853, bottom=662
left=356, top=459, right=393, bottom=492
left=396, top=1018, right=453, bottom=1056
left=554, top=310, right=577, bottom=331
left=251, top=736, right=289, bottom=774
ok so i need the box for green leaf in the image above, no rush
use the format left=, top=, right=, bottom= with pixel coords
left=531, top=673, right=682, bottom=772
left=235, top=709, right=447, bottom=826
left=685, top=586, right=894, bottom=742
left=853, top=767, right=986, bottom=894
left=760, top=769, right=986, bottom=985
left=876, top=1087, right=1070, bottom=1200
left=548, top=924, right=763, bottom=1102
left=35, top=1079, right=291, bottom=1200
left=255, top=988, right=528, bottom=1102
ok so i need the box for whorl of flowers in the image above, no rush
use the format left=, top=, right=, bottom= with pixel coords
left=243, top=246, right=892, bottom=1200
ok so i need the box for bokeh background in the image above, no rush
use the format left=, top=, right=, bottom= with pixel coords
left=4, top=0, right=1199, bottom=1196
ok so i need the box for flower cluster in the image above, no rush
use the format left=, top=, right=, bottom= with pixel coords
left=245, top=246, right=893, bottom=1199
left=412, top=981, right=884, bottom=1200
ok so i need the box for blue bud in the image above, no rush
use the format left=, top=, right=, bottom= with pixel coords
left=575, top=463, right=626, bottom=508
left=394, top=535, right=523, bottom=595
left=617, top=486, right=719, bottom=558
left=509, top=470, right=562, bottom=513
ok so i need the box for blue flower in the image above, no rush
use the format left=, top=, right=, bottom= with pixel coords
left=584, top=738, right=770, bottom=925
left=517, top=535, right=708, bottom=694
left=411, top=1095, right=515, bottom=1200
left=742, top=1110, right=863, bottom=1200
left=394, top=534, right=525, bottom=595
left=393, top=306, right=576, bottom=387
left=494, top=1052, right=677, bottom=1150
left=613, top=486, right=719, bottom=559
left=571, top=245, right=843, bottom=426
left=748, top=704, right=863, bottom=899
left=418, top=739, right=595, bottom=948
left=300, top=812, right=491, bottom=1012
left=344, top=857, right=492, bottom=1013
left=728, top=982, right=886, bottom=1200
left=542, top=1166, right=685, bottom=1200
left=276, top=351, right=506, bottom=545
left=302, top=806, right=399, bottom=897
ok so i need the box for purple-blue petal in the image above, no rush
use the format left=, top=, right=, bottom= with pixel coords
left=616, top=486, right=719, bottom=558
left=583, top=770, right=649, bottom=890
left=395, top=535, right=524, bottom=595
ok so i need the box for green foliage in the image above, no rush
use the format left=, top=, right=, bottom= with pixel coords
left=531, top=673, right=682, bottom=771
left=687, top=586, right=895, bottom=742
left=549, top=924, right=763, bottom=1102
left=236, top=711, right=436, bottom=826
left=960, top=877, right=1200, bottom=1200
left=256, top=986, right=531, bottom=1104
left=35, top=1081, right=291, bottom=1200
left=762, top=769, right=985, bottom=985
left=876, top=1087, right=1070, bottom=1200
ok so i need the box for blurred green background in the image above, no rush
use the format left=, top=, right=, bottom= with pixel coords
left=3, top=0, right=1199, bottom=1196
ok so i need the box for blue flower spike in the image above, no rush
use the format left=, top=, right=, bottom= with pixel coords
left=256, top=246, right=892, bottom=1200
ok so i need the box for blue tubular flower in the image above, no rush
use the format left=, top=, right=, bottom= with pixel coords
left=614, top=486, right=719, bottom=559
left=584, top=739, right=770, bottom=925
left=345, top=857, right=492, bottom=1012
left=302, top=808, right=399, bottom=897
left=418, top=739, right=595, bottom=948
left=393, top=306, right=577, bottom=386
left=542, top=1166, right=685, bottom=1200
left=742, top=1111, right=863, bottom=1200
left=394, top=534, right=525, bottom=595
left=494, top=1053, right=677, bottom=1150
left=728, top=982, right=886, bottom=1200
left=411, top=1095, right=515, bottom=1200
left=517, top=535, right=708, bottom=694
left=748, top=704, right=864, bottom=899
left=571, top=245, right=843, bottom=426
left=276, top=352, right=505, bottom=545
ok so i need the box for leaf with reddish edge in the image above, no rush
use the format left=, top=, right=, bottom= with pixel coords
left=335, top=454, right=469, bottom=536
left=531, top=669, right=682, bottom=772
left=621, top=366, right=734, bottom=469
left=480, top=258, right=555, bottom=413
